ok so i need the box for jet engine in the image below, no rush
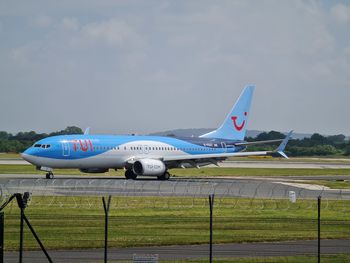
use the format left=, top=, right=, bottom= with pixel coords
left=132, top=159, right=166, bottom=176
left=79, top=168, right=109, bottom=173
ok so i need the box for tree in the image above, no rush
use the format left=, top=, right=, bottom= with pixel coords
left=327, top=134, right=346, bottom=145
left=0, top=131, right=9, bottom=140
left=344, top=145, right=350, bottom=156
left=310, top=133, right=327, bottom=145
left=49, top=126, right=83, bottom=136
left=256, top=131, right=285, bottom=141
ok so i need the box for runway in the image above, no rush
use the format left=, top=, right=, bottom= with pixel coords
left=4, top=239, right=350, bottom=262
left=0, top=175, right=349, bottom=200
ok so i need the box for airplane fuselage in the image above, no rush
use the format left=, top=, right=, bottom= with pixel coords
left=22, top=134, right=245, bottom=170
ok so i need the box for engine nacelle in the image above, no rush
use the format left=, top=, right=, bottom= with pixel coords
left=132, top=159, right=166, bottom=176
left=79, top=168, right=109, bottom=173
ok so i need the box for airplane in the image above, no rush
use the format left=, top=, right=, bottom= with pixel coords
left=21, top=85, right=292, bottom=180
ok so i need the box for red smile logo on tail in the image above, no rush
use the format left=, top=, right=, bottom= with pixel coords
left=231, top=112, right=247, bottom=131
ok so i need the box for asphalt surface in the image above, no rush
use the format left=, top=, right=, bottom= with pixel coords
left=0, top=175, right=349, bottom=200
left=4, top=239, right=350, bottom=262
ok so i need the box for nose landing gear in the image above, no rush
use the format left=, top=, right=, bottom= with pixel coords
left=46, top=172, right=54, bottom=179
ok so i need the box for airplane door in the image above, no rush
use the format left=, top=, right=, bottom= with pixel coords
left=221, top=142, right=227, bottom=153
left=62, top=142, right=70, bottom=157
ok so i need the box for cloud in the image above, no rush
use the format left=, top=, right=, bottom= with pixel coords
left=69, top=18, right=145, bottom=49
left=331, top=3, right=350, bottom=24
left=60, top=17, right=79, bottom=31
left=33, top=15, right=53, bottom=28
left=1, top=1, right=350, bottom=135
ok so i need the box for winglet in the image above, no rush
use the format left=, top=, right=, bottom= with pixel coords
left=84, top=127, right=90, bottom=135
left=276, top=130, right=293, bottom=159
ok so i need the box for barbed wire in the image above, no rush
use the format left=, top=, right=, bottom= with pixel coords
left=0, top=178, right=349, bottom=198
left=0, top=178, right=349, bottom=211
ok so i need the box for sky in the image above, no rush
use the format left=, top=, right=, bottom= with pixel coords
left=0, top=0, right=349, bottom=136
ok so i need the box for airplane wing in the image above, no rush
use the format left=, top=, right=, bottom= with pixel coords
left=234, top=139, right=283, bottom=146
left=163, top=131, right=293, bottom=163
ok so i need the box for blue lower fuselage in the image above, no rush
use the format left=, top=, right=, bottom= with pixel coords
left=22, top=134, right=245, bottom=169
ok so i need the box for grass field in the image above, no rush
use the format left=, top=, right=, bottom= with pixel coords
left=154, top=255, right=350, bottom=263
left=110, top=255, right=350, bottom=263
left=2, top=196, right=350, bottom=251
left=0, top=153, right=21, bottom=159
left=304, top=180, right=350, bottom=189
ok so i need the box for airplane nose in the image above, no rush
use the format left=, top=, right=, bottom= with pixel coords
left=21, top=152, right=30, bottom=162
left=21, top=149, right=38, bottom=165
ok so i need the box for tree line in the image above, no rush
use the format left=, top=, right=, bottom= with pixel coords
left=0, top=127, right=349, bottom=157
left=0, top=126, right=83, bottom=153
left=246, top=131, right=350, bottom=157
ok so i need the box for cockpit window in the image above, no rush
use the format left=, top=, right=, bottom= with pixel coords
left=34, top=144, right=50, bottom=148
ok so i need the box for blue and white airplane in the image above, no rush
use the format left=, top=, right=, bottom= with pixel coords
left=22, top=85, right=292, bottom=179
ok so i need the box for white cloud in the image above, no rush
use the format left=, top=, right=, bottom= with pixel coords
left=331, top=3, right=350, bottom=24
left=70, top=18, right=144, bottom=49
left=33, top=15, right=53, bottom=28
left=61, top=17, right=79, bottom=31
left=1, top=1, right=350, bottom=134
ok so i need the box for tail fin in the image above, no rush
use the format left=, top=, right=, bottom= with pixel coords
left=200, top=85, right=255, bottom=141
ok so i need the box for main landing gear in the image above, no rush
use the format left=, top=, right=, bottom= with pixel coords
left=45, top=172, right=54, bottom=179
left=124, top=169, right=171, bottom=180
left=157, top=171, right=170, bottom=181
left=125, top=169, right=137, bottom=180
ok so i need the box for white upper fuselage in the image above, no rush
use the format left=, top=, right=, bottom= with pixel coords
left=21, top=134, right=245, bottom=170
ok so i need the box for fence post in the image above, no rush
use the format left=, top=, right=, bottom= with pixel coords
left=18, top=203, right=24, bottom=263
left=102, top=196, right=112, bottom=263
left=318, top=196, right=321, bottom=263
left=0, top=212, right=4, bottom=263
left=209, top=194, right=214, bottom=263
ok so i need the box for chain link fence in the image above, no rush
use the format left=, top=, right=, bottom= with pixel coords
left=0, top=178, right=350, bottom=262
left=1, top=178, right=349, bottom=200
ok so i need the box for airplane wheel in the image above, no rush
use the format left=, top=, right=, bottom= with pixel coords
left=46, top=172, right=54, bottom=179
left=157, top=171, right=170, bottom=181
left=125, top=169, right=137, bottom=180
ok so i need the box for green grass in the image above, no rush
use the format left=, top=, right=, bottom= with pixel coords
left=109, top=254, right=350, bottom=263
left=228, top=156, right=350, bottom=162
left=0, top=153, right=21, bottom=159
left=170, top=167, right=350, bottom=177
left=158, top=254, right=350, bottom=263
left=1, top=164, right=350, bottom=178
left=303, top=180, right=350, bottom=189
left=2, top=196, right=350, bottom=251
